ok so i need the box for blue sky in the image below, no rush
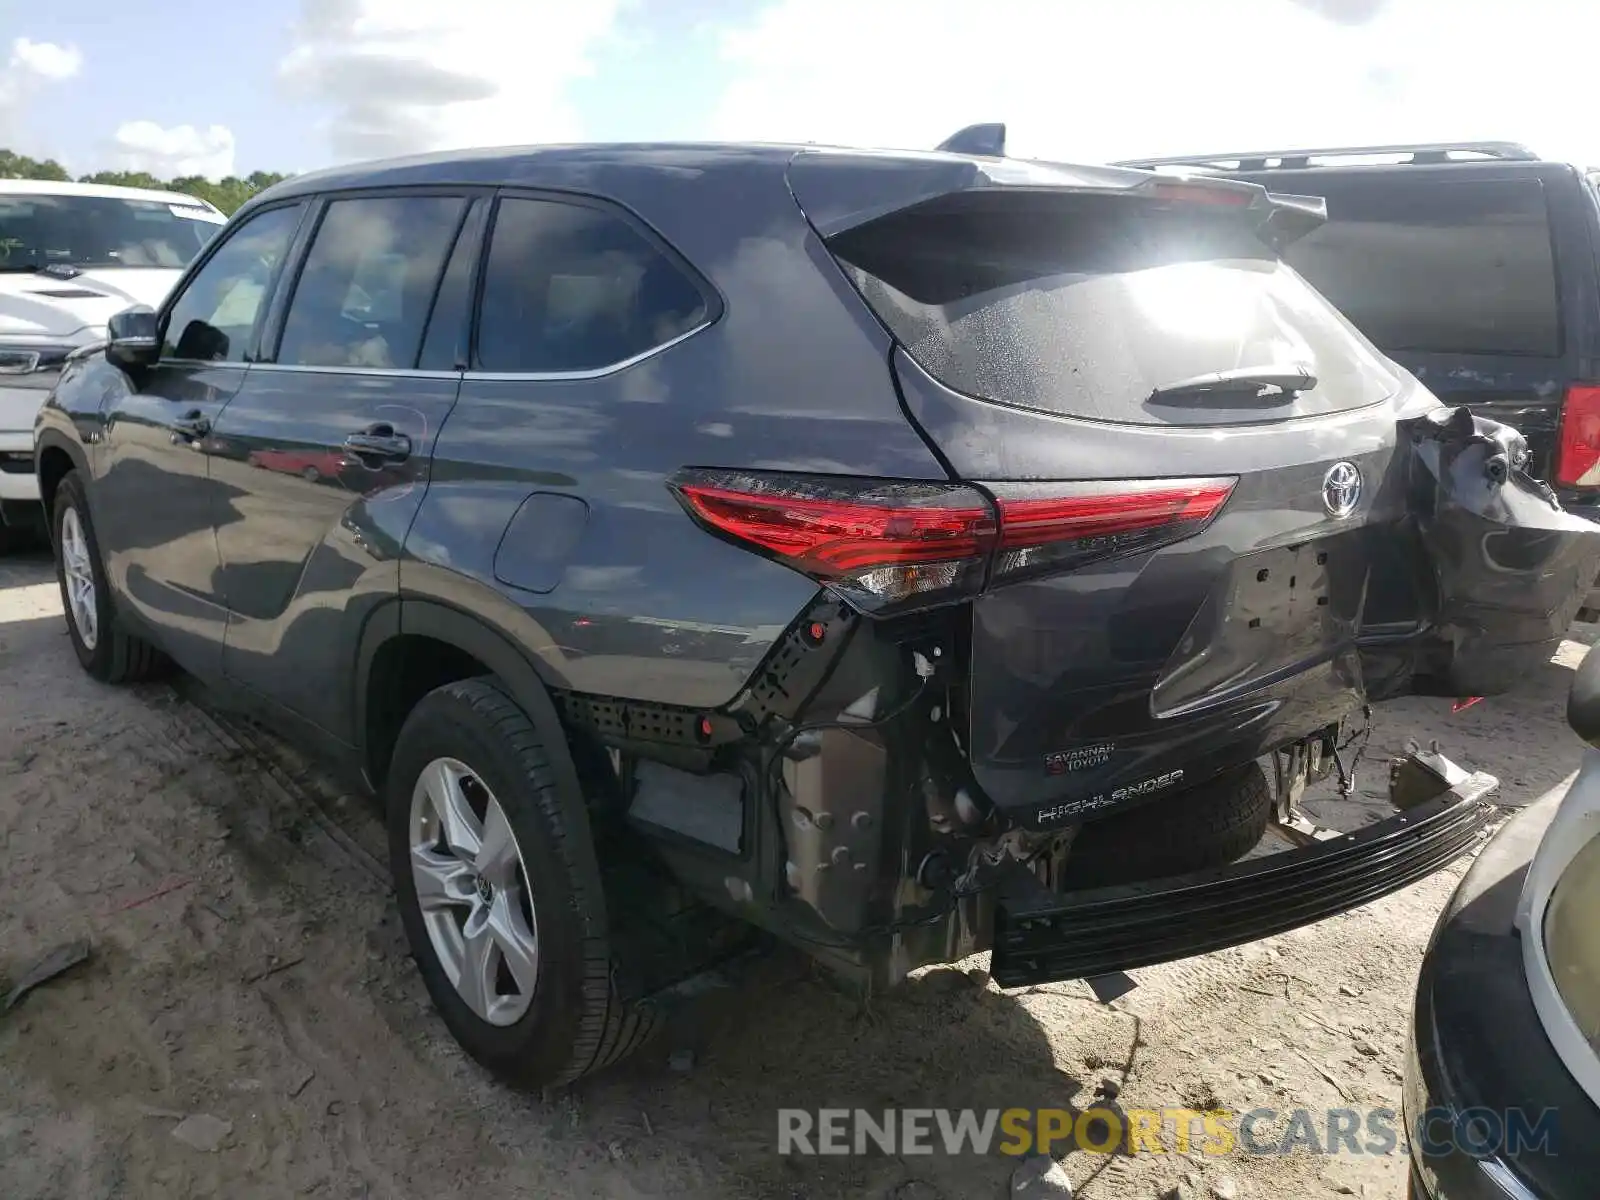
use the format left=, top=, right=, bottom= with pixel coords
left=0, top=0, right=1595, bottom=180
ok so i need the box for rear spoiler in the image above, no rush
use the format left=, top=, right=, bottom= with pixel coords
left=786, top=132, right=1329, bottom=248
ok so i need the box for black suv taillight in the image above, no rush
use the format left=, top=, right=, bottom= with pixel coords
left=988, top=478, right=1236, bottom=583
left=670, top=470, right=997, bottom=614
left=670, top=470, right=1236, bottom=613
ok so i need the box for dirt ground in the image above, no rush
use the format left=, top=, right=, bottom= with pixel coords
left=2, top=544, right=1592, bottom=1200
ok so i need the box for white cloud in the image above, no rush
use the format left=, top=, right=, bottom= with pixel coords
left=0, top=37, right=83, bottom=149
left=709, top=0, right=1600, bottom=169
left=11, top=38, right=82, bottom=82
left=278, top=0, right=622, bottom=165
left=110, top=120, right=237, bottom=179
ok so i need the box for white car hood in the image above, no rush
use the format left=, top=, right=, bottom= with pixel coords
left=0, top=267, right=182, bottom=344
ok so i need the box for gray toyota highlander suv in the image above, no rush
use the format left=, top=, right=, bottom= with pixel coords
left=33, top=140, right=1600, bottom=1086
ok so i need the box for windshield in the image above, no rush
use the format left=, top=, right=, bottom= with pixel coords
left=0, top=193, right=224, bottom=272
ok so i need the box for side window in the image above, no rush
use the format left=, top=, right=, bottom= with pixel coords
left=161, top=203, right=303, bottom=362
left=276, top=195, right=466, bottom=369
left=1281, top=177, right=1561, bottom=357
left=475, top=197, right=708, bottom=373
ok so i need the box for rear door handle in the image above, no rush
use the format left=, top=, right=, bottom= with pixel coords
left=170, top=410, right=210, bottom=443
left=343, top=426, right=412, bottom=461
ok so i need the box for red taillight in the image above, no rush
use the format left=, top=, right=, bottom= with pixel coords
left=1556, top=384, right=1600, bottom=488
left=670, top=471, right=997, bottom=613
left=670, top=471, right=1236, bottom=612
left=990, top=478, right=1235, bottom=582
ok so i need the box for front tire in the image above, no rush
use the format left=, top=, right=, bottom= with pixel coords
left=51, top=470, right=167, bottom=683
left=387, top=677, right=655, bottom=1087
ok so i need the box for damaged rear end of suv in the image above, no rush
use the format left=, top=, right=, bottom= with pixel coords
left=646, top=146, right=1600, bottom=995
left=41, top=139, right=1600, bottom=1088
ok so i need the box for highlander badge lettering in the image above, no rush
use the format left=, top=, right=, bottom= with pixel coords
left=1035, top=769, right=1185, bottom=826
left=1322, top=461, right=1362, bottom=519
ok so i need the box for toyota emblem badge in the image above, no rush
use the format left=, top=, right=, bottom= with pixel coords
left=1322, top=461, right=1362, bottom=519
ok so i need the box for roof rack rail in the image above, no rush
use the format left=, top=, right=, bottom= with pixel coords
left=934, top=123, right=1007, bottom=158
left=1114, top=142, right=1540, bottom=171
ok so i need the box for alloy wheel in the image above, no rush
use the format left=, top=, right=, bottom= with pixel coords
left=59, top=506, right=98, bottom=650
left=408, top=757, right=540, bottom=1026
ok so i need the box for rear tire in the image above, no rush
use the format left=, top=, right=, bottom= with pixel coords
left=51, top=470, right=168, bottom=683
left=1059, top=762, right=1273, bottom=889
left=387, top=677, right=656, bottom=1087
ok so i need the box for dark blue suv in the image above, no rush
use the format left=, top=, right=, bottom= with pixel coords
left=32, top=140, right=1600, bottom=1086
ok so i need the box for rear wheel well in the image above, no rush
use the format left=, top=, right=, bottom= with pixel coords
left=37, top=446, right=75, bottom=516
left=364, top=634, right=491, bottom=788
left=362, top=623, right=618, bottom=814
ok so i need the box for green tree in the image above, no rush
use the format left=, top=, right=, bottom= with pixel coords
left=1, top=149, right=292, bottom=215
left=0, top=149, right=71, bottom=181
left=77, top=169, right=162, bottom=190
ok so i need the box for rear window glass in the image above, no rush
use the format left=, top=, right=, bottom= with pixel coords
left=830, top=191, right=1398, bottom=426
left=1280, top=176, right=1561, bottom=358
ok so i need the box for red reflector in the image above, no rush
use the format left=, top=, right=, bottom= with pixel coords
left=1452, top=696, right=1484, bottom=713
left=1144, top=181, right=1255, bottom=207
left=997, top=481, right=1236, bottom=548
left=1556, top=383, right=1600, bottom=488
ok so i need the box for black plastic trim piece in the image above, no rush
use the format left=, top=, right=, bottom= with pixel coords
left=1113, top=142, right=1540, bottom=171
left=990, top=774, right=1500, bottom=988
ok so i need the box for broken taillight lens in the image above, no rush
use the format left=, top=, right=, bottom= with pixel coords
left=988, top=477, right=1236, bottom=582
left=1556, top=383, right=1600, bottom=488
left=669, top=470, right=997, bottom=613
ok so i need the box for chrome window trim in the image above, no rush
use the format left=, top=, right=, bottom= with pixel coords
left=242, top=362, right=462, bottom=380
left=159, top=357, right=250, bottom=369
left=462, top=316, right=710, bottom=383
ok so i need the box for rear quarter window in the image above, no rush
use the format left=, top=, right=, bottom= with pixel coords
left=474, top=197, right=710, bottom=374
left=1280, top=175, right=1562, bottom=358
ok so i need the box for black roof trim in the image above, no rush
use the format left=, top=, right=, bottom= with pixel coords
left=1114, top=142, right=1541, bottom=172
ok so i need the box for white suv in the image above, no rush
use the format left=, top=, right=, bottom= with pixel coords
left=0, top=179, right=224, bottom=541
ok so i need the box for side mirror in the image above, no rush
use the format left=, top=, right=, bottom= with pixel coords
left=106, top=306, right=160, bottom=370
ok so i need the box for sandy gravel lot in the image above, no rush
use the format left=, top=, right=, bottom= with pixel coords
left=1, top=544, right=1591, bottom=1200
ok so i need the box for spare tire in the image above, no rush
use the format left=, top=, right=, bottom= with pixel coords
left=1058, top=762, right=1272, bottom=890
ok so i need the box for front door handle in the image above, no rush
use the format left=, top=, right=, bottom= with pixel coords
left=343, top=425, right=412, bottom=461
left=170, top=410, right=210, bottom=444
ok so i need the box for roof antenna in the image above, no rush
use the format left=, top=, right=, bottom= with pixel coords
left=935, top=123, right=1006, bottom=158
